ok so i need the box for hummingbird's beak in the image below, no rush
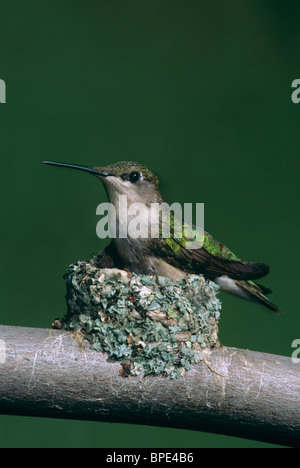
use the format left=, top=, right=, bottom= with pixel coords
left=43, top=161, right=111, bottom=177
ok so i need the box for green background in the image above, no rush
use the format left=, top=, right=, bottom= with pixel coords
left=0, top=0, right=299, bottom=448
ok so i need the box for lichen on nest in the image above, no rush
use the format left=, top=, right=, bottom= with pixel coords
left=58, top=256, right=222, bottom=379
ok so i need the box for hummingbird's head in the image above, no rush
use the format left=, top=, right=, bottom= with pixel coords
left=43, top=160, right=162, bottom=205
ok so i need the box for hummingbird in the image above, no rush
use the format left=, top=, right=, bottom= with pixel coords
left=43, top=160, right=280, bottom=312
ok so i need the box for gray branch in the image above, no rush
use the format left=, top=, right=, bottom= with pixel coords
left=0, top=325, right=299, bottom=447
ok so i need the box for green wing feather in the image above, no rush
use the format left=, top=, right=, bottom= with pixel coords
left=156, top=213, right=269, bottom=281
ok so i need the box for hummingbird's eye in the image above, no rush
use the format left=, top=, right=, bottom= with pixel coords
left=128, top=171, right=141, bottom=183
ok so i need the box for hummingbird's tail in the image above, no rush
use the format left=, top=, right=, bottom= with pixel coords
left=215, top=276, right=281, bottom=312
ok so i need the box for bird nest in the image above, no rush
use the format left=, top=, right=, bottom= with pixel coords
left=54, top=251, right=221, bottom=379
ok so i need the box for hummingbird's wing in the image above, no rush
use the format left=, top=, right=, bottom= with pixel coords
left=234, top=280, right=279, bottom=311
left=155, top=222, right=270, bottom=281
